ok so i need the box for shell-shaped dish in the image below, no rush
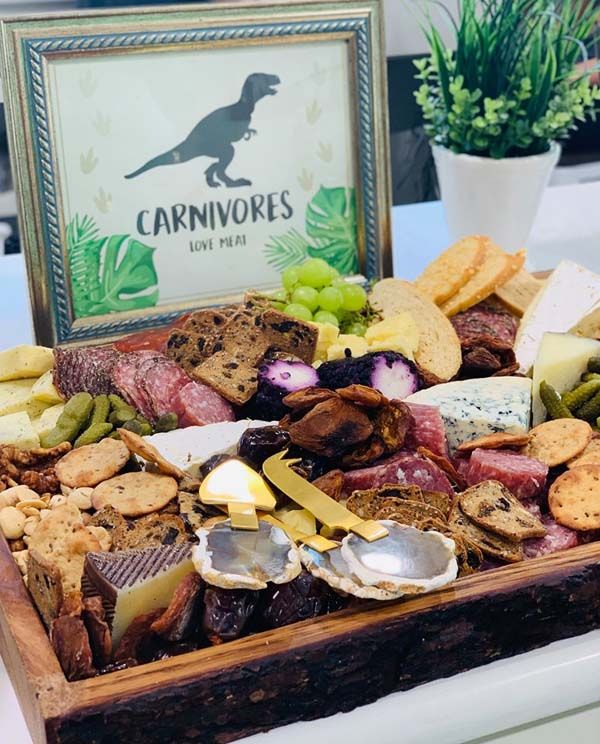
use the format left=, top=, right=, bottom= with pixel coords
left=300, top=544, right=403, bottom=600
left=193, top=519, right=302, bottom=590
left=340, top=521, right=458, bottom=595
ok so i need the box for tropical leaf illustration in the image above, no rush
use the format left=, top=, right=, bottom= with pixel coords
left=67, top=214, right=159, bottom=318
left=263, top=186, right=358, bottom=275
left=305, top=186, right=358, bottom=274
left=264, top=229, right=310, bottom=272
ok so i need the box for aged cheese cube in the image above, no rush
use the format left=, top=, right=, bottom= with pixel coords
left=406, top=377, right=532, bottom=452
left=0, top=345, right=54, bottom=382
left=30, top=370, right=63, bottom=404
left=532, top=333, right=600, bottom=426
left=0, top=379, right=36, bottom=416
left=327, top=334, right=369, bottom=361
left=0, top=411, right=40, bottom=449
left=312, top=322, right=340, bottom=362
left=32, top=403, right=65, bottom=439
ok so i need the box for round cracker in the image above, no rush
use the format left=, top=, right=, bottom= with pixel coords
left=549, top=465, right=600, bottom=531
left=91, top=471, right=178, bottom=517
left=55, top=438, right=130, bottom=488
left=522, top=418, right=592, bottom=467
left=567, top=434, right=600, bottom=469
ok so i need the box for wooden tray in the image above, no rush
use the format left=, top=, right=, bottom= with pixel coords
left=2, top=533, right=600, bottom=744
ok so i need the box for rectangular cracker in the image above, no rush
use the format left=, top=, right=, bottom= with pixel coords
left=449, top=504, right=523, bottom=562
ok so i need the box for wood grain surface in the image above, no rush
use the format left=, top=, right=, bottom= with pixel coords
left=2, top=532, right=600, bottom=744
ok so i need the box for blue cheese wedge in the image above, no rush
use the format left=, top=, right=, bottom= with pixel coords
left=515, top=261, right=600, bottom=373
left=405, top=377, right=532, bottom=452
left=0, top=345, right=54, bottom=381
left=532, top=333, right=600, bottom=426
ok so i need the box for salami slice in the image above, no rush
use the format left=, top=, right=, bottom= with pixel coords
left=522, top=503, right=578, bottom=558
left=174, top=381, right=235, bottom=427
left=113, top=351, right=163, bottom=416
left=466, top=448, right=548, bottom=501
left=451, top=300, right=519, bottom=348
left=133, top=354, right=171, bottom=420
left=144, top=359, right=191, bottom=418
left=405, top=403, right=449, bottom=457
left=54, top=346, right=121, bottom=398
left=342, top=451, right=454, bottom=497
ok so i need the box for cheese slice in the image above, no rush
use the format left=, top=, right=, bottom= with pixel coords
left=515, top=260, right=600, bottom=373
left=531, top=332, right=600, bottom=426
left=0, top=411, right=40, bottom=449
left=32, top=403, right=65, bottom=439
left=30, top=370, right=63, bottom=404
left=405, top=377, right=532, bottom=452
left=0, top=379, right=36, bottom=417
left=0, top=345, right=54, bottom=382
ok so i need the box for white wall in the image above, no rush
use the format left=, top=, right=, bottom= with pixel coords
left=384, top=0, right=458, bottom=56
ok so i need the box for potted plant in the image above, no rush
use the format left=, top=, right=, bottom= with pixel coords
left=415, top=0, right=600, bottom=251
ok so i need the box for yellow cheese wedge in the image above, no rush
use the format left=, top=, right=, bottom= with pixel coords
left=312, top=322, right=340, bottom=362
left=0, top=345, right=53, bottom=382
left=32, top=403, right=65, bottom=439
left=30, top=370, right=63, bottom=404
left=0, top=411, right=40, bottom=449
left=326, top=334, right=369, bottom=361
left=0, top=379, right=36, bottom=417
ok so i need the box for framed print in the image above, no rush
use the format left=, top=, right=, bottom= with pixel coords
left=0, top=0, right=391, bottom=346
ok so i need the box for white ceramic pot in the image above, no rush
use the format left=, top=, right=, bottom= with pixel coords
left=432, top=142, right=561, bottom=251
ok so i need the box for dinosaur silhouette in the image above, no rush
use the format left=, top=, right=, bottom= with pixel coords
left=124, top=72, right=280, bottom=188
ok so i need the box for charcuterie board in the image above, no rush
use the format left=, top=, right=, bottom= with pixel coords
left=4, top=243, right=600, bottom=744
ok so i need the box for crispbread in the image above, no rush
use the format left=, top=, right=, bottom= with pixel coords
left=549, top=465, right=600, bottom=530
left=369, top=279, right=462, bottom=382
left=421, top=490, right=454, bottom=519
left=459, top=481, right=546, bottom=541
left=494, top=268, right=544, bottom=317
left=374, top=500, right=445, bottom=524
left=55, top=437, right=129, bottom=488
left=91, top=472, right=178, bottom=517
left=27, top=548, right=64, bottom=628
left=29, top=504, right=101, bottom=596
left=192, top=350, right=259, bottom=405
left=345, top=485, right=424, bottom=519
left=449, top=505, right=524, bottom=562
left=415, top=236, right=487, bottom=305
left=440, top=242, right=526, bottom=317
left=567, top=434, right=600, bottom=469
left=522, top=418, right=592, bottom=467
left=113, top=513, right=189, bottom=550
left=457, top=431, right=531, bottom=452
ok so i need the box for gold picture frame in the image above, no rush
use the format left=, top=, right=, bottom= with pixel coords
left=0, top=0, right=391, bottom=347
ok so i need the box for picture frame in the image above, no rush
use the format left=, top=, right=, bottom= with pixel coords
left=0, top=0, right=392, bottom=347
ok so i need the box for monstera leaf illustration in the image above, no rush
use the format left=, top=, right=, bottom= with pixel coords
left=263, top=186, right=358, bottom=275
left=305, top=186, right=358, bottom=275
left=67, top=214, right=159, bottom=318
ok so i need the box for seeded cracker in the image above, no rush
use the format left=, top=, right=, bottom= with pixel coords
left=567, top=434, right=600, bottom=469
left=449, top=504, right=523, bottom=562
left=549, top=465, right=600, bottom=530
left=459, top=481, right=546, bottom=541
left=522, top=418, right=592, bottom=467
left=55, top=437, right=130, bottom=488
left=91, top=471, right=178, bottom=517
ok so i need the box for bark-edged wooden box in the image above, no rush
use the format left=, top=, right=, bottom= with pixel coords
left=2, top=533, right=600, bottom=744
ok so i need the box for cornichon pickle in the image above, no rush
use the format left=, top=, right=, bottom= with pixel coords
left=135, top=414, right=151, bottom=427
left=74, top=422, right=113, bottom=448
left=108, top=394, right=129, bottom=410
left=109, top=405, right=137, bottom=426
left=139, top=422, right=153, bottom=436
left=539, top=381, right=573, bottom=420
left=587, top=357, right=600, bottom=374
left=121, top=419, right=144, bottom=435
left=575, top=389, right=600, bottom=421
left=90, top=395, right=110, bottom=425
left=39, top=392, right=94, bottom=448
left=562, top=379, right=600, bottom=411
left=581, top=372, right=600, bottom=382
left=154, top=413, right=179, bottom=433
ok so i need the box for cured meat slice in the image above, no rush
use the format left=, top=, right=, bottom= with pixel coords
left=174, top=381, right=235, bottom=427
left=451, top=300, right=519, bottom=348
left=522, top=503, right=578, bottom=558
left=144, top=359, right=190, bottom=418
left=342, top=451, right=454, bottom=497
left=133, top=354, right=170, bottom=420
left=113, top=351, right=163, bottom=416
left=54, top=346, right=121, bottom=398
left=465, top=448, right=548, bottom=501
left=50, top=614, right=96, bottom=681
left=405, top=402, right=448, bottom=457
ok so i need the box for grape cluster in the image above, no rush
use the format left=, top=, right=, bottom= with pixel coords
left=270, top=258, right=368, bottom=334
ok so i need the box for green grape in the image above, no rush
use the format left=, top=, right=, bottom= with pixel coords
left=318, top=286, right=343, bottom=312
left=298, top=258, right=332, bottom=288
left=314, top=310, right=339, bottom=327
left=346, top=322, right=367, bottom=336
left=331, top=277, right=348, bottom=289
left=292, top=285, right=319, bottom=312
left=269, top=288, right=289, bottom=303
left=340, top=284, right=367, bottom=312
left=328, top=266, right=340, bottom=281
left=271, top=301, right=286, bottom=312
left=282, top=266, right=300, bottom=291
left=284, top=302, right=313, bottom=322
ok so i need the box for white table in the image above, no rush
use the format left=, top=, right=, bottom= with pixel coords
left=2, top=183, right=600, bottom=744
